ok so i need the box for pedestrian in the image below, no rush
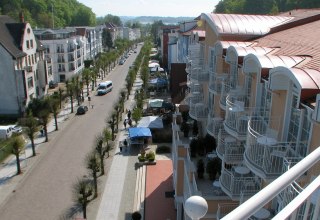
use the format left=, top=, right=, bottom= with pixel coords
left=128, top=118, right=132, bottom=127
left=123, top=119, right=127, bottom=129
left=127, top=110, right=131, bottom=119
left=123, top=139, right=128, bottom=152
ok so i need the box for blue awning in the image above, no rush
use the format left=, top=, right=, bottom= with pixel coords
left=128, top=127, right=152, bottom=139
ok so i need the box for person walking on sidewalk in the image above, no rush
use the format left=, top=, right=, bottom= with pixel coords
left=123, top=139, right=128, bottom=152
left=123, top=119, right=127, bottom=129
left=127, top=110, right=131, bottom=120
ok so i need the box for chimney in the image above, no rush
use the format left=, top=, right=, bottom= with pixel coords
left=19, top=11, right=24, bottom=23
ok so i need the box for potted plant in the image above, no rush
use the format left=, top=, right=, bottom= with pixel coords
left=146, top=150, right=156, bottom=162
left=197, top=159, right=205, bottom=179
left=206, top=158, right=222, bottom=180
left=138, top=155, right=145, bottom=162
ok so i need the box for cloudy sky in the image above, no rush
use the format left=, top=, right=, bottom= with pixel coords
left=77, top=0, right=219, bottom=17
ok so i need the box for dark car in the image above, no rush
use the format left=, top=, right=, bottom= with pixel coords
left=76, top=105, right=88, bottom=115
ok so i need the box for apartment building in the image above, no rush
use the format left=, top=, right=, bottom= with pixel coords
left=34, top=28, right=86, bottom=83
left=0, top=15, right=48, bottom=116
left=171, top=9, right=320, bottom=220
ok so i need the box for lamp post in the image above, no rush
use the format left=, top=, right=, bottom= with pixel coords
left=185, top=196, right=208, bottom=220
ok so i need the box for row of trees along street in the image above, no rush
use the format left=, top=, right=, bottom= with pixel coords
left=68, top=39, right=153, bottom=219
left=0, top=37, right=140, bottom=177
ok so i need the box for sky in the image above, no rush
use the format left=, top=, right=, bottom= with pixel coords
left=77, top=0, right=220, bottom=17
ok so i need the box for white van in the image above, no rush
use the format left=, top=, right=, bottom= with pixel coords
left=97, top=81, right=113, bottom=95
left=0, top=126, right=13, bottom=139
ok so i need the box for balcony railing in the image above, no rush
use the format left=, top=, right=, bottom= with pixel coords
left=217, top=203, right=239, bottom=220
left=57, top=48, right=64, bottom=53
left=216, top=132, right=245, bottom=164
left=188, top=68, right=209, bottom=82
left=189, top=103, right=208, bottom=120
left=223, top=94, right=251, bottom=139
left=220, top=80, right=237, bottom=110
left=245, top=118, right=303, bottom=179
left=187, top=82, right=203, bottom=93
left=209, top=71, right=229, bottom=94
left=220, top=166, right=261, bottom=200
left=206, top=116, right=224, bottom=138
left=221, top=147, right=320, bottom=220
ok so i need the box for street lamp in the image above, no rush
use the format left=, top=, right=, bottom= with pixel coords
left=185, top=196, right=208, bottom=220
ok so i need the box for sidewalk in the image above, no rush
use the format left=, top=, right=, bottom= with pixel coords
left=96, top=74, right=142, bottom=220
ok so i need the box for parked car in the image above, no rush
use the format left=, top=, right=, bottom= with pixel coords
left=76, top=105, right=88, bottom=115
left=10, top=125, right=23, bottom=134
left=119, top=59, right=125, bottom=65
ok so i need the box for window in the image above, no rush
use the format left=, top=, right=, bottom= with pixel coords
left=27, top=77, right=34, bottom=88
left=26, top=40, right=30, bottom=49
left=30, top=40, right=33, bottom=48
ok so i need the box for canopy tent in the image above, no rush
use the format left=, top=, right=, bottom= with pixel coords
left=128, top=127, right=152, bottom=139
left=137, top=116, right=163, bottom=129
left=148, top=62, right=160, bottom=68
left=148, top=99, right=174, bottom=110
left=150, top=67, right=164, bottom=72
left=148, top=78, right=168, bottom=87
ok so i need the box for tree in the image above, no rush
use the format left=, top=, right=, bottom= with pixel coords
left=82, top=68, right=92, bottom=96
left=47, top=96, right=60, bottom=131
left=19, top=113, right=39, bottom=157
left=102, top=128, right=113, bottom=158
left=11, top=135, right=25, bottom=174
left=86, top=151, right=100, bottom=198
left=132, top=211, right=142, bottom=220
left=102, top=29, right=113, bottom=50
left=107, top=113, right=117, bottom=141
left=66, top=79, right=75, bottom=113
left=72, top=178, right=93, bottom=219
left=38, top=109, right=50, bottom=142
left=132, top=108, right=142, bottom=125
left=95, top=134, right=106, bottom=175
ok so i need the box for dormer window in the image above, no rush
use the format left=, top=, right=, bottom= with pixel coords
left=27, top=28, right=30, bottom=34
left=26, top=40, right=30, bottom=49
left=30, top=40, right=33, bottom=48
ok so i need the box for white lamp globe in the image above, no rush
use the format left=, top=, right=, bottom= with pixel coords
left=185, top=196, right=208, bottom=219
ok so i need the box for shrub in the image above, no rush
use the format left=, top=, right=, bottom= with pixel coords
left=206, top=158, right=222, bottom=181
left=146, top=150, right=155, bottom=161
left=138, top=155, right=145, bottom=162
left=156, top=145, right=171, bottom=154
left=197, top=159, right=205, bottom=179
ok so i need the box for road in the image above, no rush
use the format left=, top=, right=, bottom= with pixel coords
left=0, top=45, right=141, bottom=220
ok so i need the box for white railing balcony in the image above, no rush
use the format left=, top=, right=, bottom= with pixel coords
left=188, top=68, right=209, bottom=82
left=223, top=95, right=252, bottom=139
left=245, top=118, right=303, bottom=179
left=183, top=150, right=199, bottom=202
left=221, top=147, right=320, bottom=220
left=209, top=71, right=229, bottom=94
left=220, top=80, right=237, bottom=110
left=207, top=116, right=224, bottom=138
left=220, top=166, right=261, bottom=200
left=216, top=134, right=245, bottom=164
left=187, top=82, right=203, bottom=94
left=189, top=103, right=209, bottom=120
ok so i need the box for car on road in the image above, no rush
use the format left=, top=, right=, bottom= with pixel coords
left=10, top=125, right=23, bottom=134
left=76, top=105, right=88, bottom=115
left=119, top=59, right=125, bottom=65
left=97, top=81, right=113, bottom=95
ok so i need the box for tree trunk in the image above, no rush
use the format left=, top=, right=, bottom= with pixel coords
left=93, top=172, right=98, bottom=198
left=15, top=154, right=21, bottom=174
left=82, top=203, right=87, bottom=219
left=44, top=125, right=48, bottom=142
left=100, top=155, right=104, bottom=175
left=54, top=114, right=58, bottom=131
left=31, top=138, right=36, bottom=156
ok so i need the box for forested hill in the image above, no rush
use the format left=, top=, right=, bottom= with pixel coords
left=215, top=0, right=320, bottom=15
left=0, top=0, right=96, bottom=28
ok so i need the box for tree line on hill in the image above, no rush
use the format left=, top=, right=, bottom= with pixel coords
left=215, top=0, right=320, bottom=15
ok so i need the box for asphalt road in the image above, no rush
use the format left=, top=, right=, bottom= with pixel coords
left=0, top=46, right=141, bottom=220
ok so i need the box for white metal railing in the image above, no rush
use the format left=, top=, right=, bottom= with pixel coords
left=189, top=103, right=208, bottom=120
left=207, top=117, right=224, bottom=138
left=209, top=71, right=229, bottom=94
left=220, top=79, right=237, bottom=109
left=222, top=146, right=320, bottom=220
left=189, top=68, right=209, bottom=82
left=220, top=167, right=261, bottom=199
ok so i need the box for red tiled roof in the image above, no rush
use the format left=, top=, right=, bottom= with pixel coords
left=254, top=19, right=320, bottom=69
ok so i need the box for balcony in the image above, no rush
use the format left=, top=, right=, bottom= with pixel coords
left=57, top=58, right=65, bottom=63
left=245, top=118, right=303, bottom=179
left=206, top=116, right=224, bottom=138
left=209, top=71, right=229, bottom=95
left=56, top=48, right=64, bottom=53
left=220, top=166, right=261, bottom=200
left=58, top=68, right=65, bottom=73
left=188, top=68, right=209, bottom=82
left=217, top=203, right=239, bottom=220
left=68, top=57, right=75, bottom=62
left=189, top=103, right=208, bottom=121
left=187, top=82, right=203, bottom=93
left=224, top=94, right=250, bottom=140
left=216, top=130, right=245, bottom=164
left=25, top=66, right=33, bottom=72
left=220, top=80, right=237, bottom=110
left=68, top=47, right=75, bottom=52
